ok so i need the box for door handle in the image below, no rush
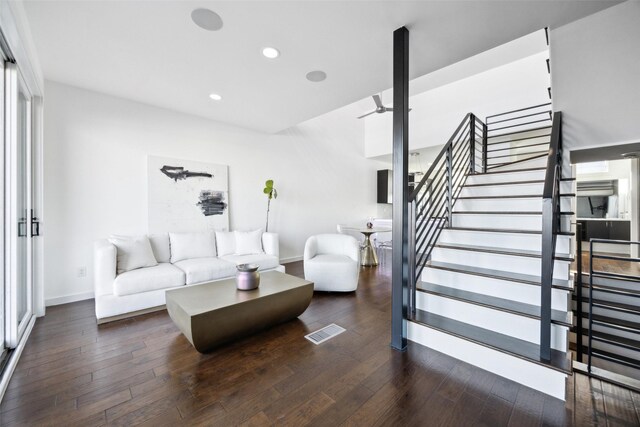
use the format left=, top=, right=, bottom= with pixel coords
left=31, top=218, right=40, bottom=237
left=18, top=218, right=27, bottom=237
left=31, top=210, right=40, bottom=237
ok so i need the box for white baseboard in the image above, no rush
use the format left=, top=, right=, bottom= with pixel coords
left=281, top=255, right=303, bottom=264
left=46, top=291, right=94, bottom=306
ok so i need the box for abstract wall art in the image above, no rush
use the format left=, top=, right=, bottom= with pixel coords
left=148, top=156, right=229, bottom=233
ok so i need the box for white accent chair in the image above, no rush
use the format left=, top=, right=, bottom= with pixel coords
left=303, top=234, right=360, bottom=292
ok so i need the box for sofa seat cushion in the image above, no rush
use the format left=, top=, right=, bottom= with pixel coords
left=114, top=263, right=185, bottom=296
left=221, top=254, right=279, bottom=271
left=173, top=257, right=237, bottom=285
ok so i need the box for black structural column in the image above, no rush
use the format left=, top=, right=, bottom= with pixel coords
left=391, top=26, right=409, bottom=351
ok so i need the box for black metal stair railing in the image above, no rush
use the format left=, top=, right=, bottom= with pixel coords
left=407, top=113, right=486, bottom=316
left=484, top=103, right=553, bottom=171
left=587, top=239, right=640, bottom=373
left=540, top=111, right=563, bottom=361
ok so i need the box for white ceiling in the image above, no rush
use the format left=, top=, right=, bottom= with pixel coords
left=23, top=0, right=619, bottom=133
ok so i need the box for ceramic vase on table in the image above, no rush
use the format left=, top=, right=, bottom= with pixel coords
left=236, top=264, right=260, bottom=290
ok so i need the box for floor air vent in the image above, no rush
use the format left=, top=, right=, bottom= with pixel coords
left=305, top=323, right=345, bottom=345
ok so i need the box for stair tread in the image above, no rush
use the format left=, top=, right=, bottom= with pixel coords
left=418, top=282, right=572, bottom=326
left=425, top=260, right=573, bottom=290
left=448, top=226, right=574, bottom=236
left=411, top=310, right=571, bottom=373
left=435, top=242, right=574, bottom=261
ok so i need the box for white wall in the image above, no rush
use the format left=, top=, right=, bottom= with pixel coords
left=551, top=1, right=640, bottom=151
left=364, top=51, right=550, bottom=158
left=43, top=81, right=383, bottom=304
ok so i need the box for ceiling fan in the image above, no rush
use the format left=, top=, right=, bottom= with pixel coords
left=357, top=94, right=410, bottom=119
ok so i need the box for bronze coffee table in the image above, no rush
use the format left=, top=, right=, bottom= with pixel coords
left=165, top=271, right=313, bottom=352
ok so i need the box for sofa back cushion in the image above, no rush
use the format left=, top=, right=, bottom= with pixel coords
left=215, top=231, right=236, bottom=256
left=169, top=231, right=217, bottom=263
left=148, top=233, right=171, bottom=263
left=108, top=235, right=158, bottom=275
left=235, top=229, right=264, bottom=255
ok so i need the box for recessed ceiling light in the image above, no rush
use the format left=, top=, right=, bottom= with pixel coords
left=262, top=47, right=280, bottom=59
left=306, top=70, right=327, bottom=82
left=191, top=8, right=223, bottom=31
left=209, top=93, right=222, bottom=101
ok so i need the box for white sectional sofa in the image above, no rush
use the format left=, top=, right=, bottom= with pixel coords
left=94, top=231, right=284, bottom=323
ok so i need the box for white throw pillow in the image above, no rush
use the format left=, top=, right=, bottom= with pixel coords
left=215, top=231, right=236, bottom=257
left=169, top=232, right=217, bottom=263
left=234, top=230, right=264, bottom=255
left=108, top=235, right=158, bottom=275
left=148, top=233, right=171, bottom=263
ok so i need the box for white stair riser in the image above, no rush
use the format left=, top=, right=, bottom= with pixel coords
left=439, top=229, right=571, bottom=253
left=488, top=156, right=547, bottom=171
left=408, top=322, right=567, bottom=400
left=451, top=214, right=571, bottom=232
left=421, top=267, right=569, bottom=311
left=459, top=183, right=543, bottom=197
left=454, top=197, right=572, bottom=212
left=431, top=247, right=570, bottom=279
left=452, top=214, right=540, bottom=230
left=466, top=170, right=546, bottom=185
left=488, top=127, right=552, bottom=143
left=416, top=293, right=567, bottom=351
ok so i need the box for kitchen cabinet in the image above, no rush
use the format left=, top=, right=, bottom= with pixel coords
left=577, top=219, right=630, bottom=241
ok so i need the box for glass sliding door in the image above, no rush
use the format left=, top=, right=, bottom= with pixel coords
left=5, top=62, right=33, bottom=349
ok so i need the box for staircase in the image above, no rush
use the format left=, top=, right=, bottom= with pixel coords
left=406, top=105, right=575, bottom=400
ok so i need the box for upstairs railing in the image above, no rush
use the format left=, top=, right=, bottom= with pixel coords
left=540, top=111, right=563, bottom=361
left=407, top=113, right=485, bottom=315
left=484, top=103, right=553, bottom=171
left=587, top=239, right=640, bottom=374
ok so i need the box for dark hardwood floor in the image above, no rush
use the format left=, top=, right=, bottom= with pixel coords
left=2, top=261, right=639, bottom=426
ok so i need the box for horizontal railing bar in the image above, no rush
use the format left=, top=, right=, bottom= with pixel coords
left=488, top=125, right=552, bottom=139
left=487, top=150, right=549, bottom=160
left=486, top=153, right=547, bottom=170
left=416, top=217, right=446, bottom=262
left=590, top=351, right=640, bottom=370
left=487, top=110, right=553, bottom=125
left=410, top=114, right=471, bottom=200
left=488, top=118, right=553, bottom=133
left=485, top=102, right=552, bottom=120
left=486, top=141, right=550, bottom=153
left=591, top=254, right=640, bottom=263
left=590, top=239, right=640, bottom=246
left=592, top=271, right=640, bottom=283
left=487, top=134, right=551, bottom=146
